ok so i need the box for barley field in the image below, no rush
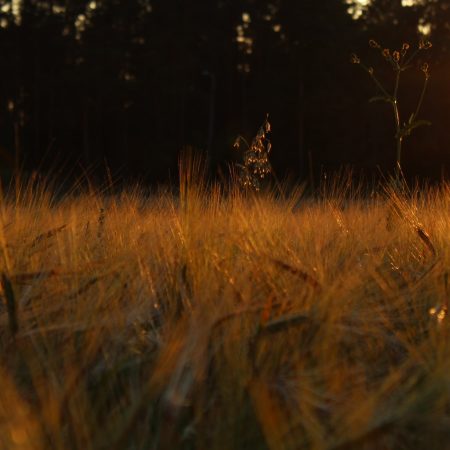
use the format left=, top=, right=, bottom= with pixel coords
left=0, top=165, right=449, bottom=450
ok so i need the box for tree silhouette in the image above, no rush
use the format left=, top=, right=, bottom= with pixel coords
left=0, top=0, right=448, bottom=183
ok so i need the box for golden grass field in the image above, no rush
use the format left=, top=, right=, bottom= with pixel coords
left=0, top=163, right=449, bottom=449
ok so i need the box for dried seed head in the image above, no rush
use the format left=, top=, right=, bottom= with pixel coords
left=393, top=51, right=400, bottom=62
left=421, top=62, right=430, bottom=79
left=235, top=115, right=272, bottom=191
left=382, top=48, right=391, bottom=60
left=419, top=39, right=432, bottom=50
left=401, top=42, right=410, bottom=56
left=368, top=67, right=374, bottom=75
left=350, top=53, right=360, bottom=64
left=369, top=39, right=380, bottom=49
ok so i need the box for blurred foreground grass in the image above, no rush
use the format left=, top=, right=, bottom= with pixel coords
left=0, top=166, right=449, bottom=450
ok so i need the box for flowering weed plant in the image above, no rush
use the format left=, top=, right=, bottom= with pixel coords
left=352, top=39, right=432, bottom=174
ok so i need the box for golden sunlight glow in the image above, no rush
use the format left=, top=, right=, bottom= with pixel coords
left=242, top=12, right=251, bottom=24
left=419, top=22, right=431, bottom=35
left=236, top=11, right=253, bottom=59
left=349, top=0, right=428, bottom=34
left=12, top=0, right=22, bottom=24
left=52, top=5, right=65, bottom=15
left=347, top=0, right=370, bottom=19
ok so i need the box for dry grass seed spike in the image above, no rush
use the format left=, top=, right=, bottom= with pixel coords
left=234, top=114, right=273, bottom=191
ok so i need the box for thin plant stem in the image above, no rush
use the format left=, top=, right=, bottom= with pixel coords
left=363, top=64, right=390, bottom=98
left=404, top=48, right=420, bottom=67
left=413, top=77, right=429, bottom=121
left=393, top=68, right=402, bottom=173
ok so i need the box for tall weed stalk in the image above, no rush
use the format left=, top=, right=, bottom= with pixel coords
left=352, top=39, right=432, bottom=175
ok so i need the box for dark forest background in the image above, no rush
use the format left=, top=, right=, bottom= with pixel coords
left=1, top=0, right=450, bottom=185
